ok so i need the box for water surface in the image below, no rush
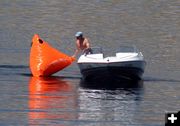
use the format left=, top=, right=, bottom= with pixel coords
left=0, top=0, right=180, bottom=125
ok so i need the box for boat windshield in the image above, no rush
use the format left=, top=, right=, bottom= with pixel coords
left=116, top=45, right=138, bottom=53
left=83, top=47, right=103, bottom=55
left=82, top=46, right=138, bottom=55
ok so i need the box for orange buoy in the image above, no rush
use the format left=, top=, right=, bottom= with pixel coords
left=30, top=34, right=75, bottom=77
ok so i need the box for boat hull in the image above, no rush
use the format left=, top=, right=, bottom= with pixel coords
left=78, top=61, right=146, bottom=81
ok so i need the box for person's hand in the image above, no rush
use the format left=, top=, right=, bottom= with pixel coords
left=70, top=56, right=76, bottom=61
left=72, top=54, right=76, bottom=58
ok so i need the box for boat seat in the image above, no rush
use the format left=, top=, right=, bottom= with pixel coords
left=86, top=53, right=104, bottom=59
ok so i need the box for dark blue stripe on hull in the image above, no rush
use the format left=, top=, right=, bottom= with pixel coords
left=80, top=67, right=144, bottom=81
left=80, top=78, right=143, bottom=89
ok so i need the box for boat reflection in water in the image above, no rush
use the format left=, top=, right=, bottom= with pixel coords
left=28, top=77, right=78, bottom=125
left=78, top=79, right=144, bottom=125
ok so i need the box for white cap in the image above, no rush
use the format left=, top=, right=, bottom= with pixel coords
left=75, top=31, right=83, bottom=37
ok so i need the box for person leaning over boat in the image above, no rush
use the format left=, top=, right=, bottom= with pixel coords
left=72, top=32, right=91, bottom=58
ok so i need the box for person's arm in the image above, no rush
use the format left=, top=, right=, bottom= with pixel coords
left=72, top=49, right=80, bottom=58
left=83, top=38, right=92, bottom=55
left=72, top=41, right=80, bottom=58
left=85, top=38, right=90, bottom=49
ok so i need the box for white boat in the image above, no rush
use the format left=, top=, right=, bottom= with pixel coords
left=77, top=46, right=146, bottom=81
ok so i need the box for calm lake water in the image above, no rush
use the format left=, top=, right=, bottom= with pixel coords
left=0, top=0, right=180, bottom=126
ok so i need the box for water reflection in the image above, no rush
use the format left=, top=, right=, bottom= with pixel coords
left=78, top=79, right=144, bottom=125
left=28, top=77, right=78, bottom=126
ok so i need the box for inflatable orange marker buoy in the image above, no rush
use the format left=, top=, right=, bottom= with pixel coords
left=30, top=34, right=75, bottom=77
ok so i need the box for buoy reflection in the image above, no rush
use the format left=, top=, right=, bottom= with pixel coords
left=28, top=77, right=78, bottom=125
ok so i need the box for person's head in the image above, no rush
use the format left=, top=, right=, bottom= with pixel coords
left=75, top=31, right=83, bottom=39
